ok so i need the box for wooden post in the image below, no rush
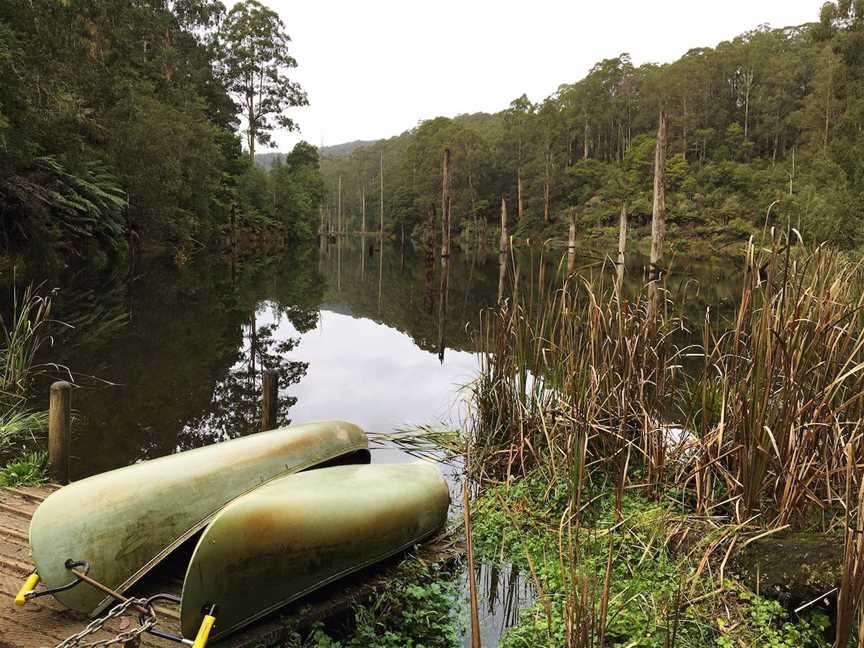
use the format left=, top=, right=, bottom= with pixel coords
left=648, top=111, right=667, bottom=318
left=567, top=208, right=576, bottom=275
left=617, top=201, right=628, bottom=292
left=441, top=148, right=451, bottom=260
left=261, top=370, right=278, bottom=432
left=48, top=381, right=72, bottom=484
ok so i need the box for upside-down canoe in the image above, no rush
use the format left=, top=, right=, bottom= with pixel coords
left=28, top=420, right=369, bottom=615
left=179, top=462, right=450, bottom=641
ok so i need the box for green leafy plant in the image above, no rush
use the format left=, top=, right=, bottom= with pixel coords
left=0, top=451, right=47, bottom=486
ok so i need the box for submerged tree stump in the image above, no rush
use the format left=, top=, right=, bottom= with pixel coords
left=731, top=531, right=843, bottom=610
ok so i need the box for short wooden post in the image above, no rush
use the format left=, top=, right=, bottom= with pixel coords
left=261, top=370, right=278, bottom=432
left=48, top=381, right=71, bottom=484
left=567, top=207, right=576, bottom=275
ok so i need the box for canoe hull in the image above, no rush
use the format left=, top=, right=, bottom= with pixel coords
left=180, top=462, right=450, bottom=640
left=29, top=420, right=368, bottom=615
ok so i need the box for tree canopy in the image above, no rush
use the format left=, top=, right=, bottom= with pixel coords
left=0, top=0, right=320, bottom=264
left=320, top=2, right=864, bottom=251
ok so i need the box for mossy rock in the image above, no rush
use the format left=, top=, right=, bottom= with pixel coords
left=731, top=531, right=842, bottom=609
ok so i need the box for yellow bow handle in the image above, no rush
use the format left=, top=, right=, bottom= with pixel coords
left=15, top=573, right=40, bottom=606
left=191, top=610, right=216, bottom=648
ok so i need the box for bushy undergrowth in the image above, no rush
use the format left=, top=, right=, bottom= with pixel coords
left=298, top=560, right=462, bottom=648
left=0, top=279, right=52, bottom=484
left=465, top=235, right=864, bottom=644
left=0, top=451, right=47, bottom=487
left=471, top=474, right=830, bottom=648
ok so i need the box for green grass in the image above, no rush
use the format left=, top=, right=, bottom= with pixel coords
left=470, top=472, right=830, bottom=648
left=0, top=278, right=53, bottom=486
left=0, top=451, right=47, bottom=487
left=287, top=559, right=462, bottom=648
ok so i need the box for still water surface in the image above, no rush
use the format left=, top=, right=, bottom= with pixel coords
left=28, top=236, right=741, bottom=644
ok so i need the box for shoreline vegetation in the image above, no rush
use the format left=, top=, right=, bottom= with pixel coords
left=458, top=233, right=864, bottom=647
left=0, top=282, right=52, bottom=486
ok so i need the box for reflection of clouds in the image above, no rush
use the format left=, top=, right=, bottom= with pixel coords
left=261, top=308, right=479, bottom=434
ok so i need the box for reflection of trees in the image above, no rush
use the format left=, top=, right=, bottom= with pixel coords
left=189, top=317, right=309, bottom=444
left=19, top=238, right=745, bottom=479
left=29, top=246, right=325, bottom=478
left=317, top=239, right=744, bottom=357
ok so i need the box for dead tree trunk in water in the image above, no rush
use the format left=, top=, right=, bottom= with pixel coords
left=425, top=204, right=436, bottom=314
left=361, top=186, right=366, bottom=233
left=543, top=153, right=551, bottom=225
left=498, top=197, right=509, bottom=304
left=516, top=170, right=524, bottom=221
left=616, top=201, right=628, bottom=292
left=437, top=253, right=449, bottom=363
left=441, top=148, right=451, bottom=260
left=648, top=112, right=667, bottom=319
left=379, top=150, right=384, bottom=240
left=337, top=175, right=342, bottom=236
left=567, top=208, right=576, bottom=275
left=499, top=197, right=509, bottom=254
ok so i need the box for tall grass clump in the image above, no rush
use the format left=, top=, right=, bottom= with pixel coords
left=471, top=248, right=689, bottom=487
left=0, top=279, right=55, bottom=466
left=468, top=232, right=864, bottom=644
left=471, top=233, right=864, bottom=525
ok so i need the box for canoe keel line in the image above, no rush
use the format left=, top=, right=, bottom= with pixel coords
left=15, top=422, right=451, bottom=646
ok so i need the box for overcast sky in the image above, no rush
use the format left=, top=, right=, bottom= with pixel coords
left=265, top=0, right=821, bottom=152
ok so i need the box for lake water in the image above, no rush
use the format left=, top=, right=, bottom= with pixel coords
left=22, top=236, right=743, bottom=645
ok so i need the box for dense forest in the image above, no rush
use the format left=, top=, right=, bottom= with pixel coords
left=0, top=0, right=324, bottom=266
left=321, top=0, right=864, bottom=253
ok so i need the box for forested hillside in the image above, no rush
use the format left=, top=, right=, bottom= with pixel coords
left=0, top=0, right=323, bottom=265
left=321, top=0, right=864, bottom=252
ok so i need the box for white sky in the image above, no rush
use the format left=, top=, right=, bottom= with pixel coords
left=265, top=0, right=821, bottom=151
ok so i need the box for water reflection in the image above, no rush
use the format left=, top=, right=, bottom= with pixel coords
left=14, top=238, right=743, bottom=480
left=267, top=307, right=476, bottom=435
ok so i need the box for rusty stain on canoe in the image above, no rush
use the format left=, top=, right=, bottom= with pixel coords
left=29, top=421, right=368, bottom=616
left=180, top=462, right=450, bottom=640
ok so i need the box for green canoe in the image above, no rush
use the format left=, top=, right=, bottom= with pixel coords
left=180, top=462, right=450, bottom=641
left=29, top=420, right=368, bottom=616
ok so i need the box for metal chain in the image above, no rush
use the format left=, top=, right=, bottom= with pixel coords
left=54, top=597, right=157, bottom=648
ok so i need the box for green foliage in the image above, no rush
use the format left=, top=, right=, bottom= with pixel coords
left=0, top=452, right=47, bottom=487
left=470, top=473, right=831, bottom=648
left=0, top=0, right=318, bottom=260
left=219, top=0, right=308, bottom=157
left=319, top=5, right=864, bottom=251
left=297, top=562, right=461, bottom=648
left=0, top=280, right=50, bottom=484
left=715, top=590, right=829, bottom=648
